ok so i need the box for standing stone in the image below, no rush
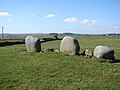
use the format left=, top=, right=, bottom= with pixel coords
left=60, top=36, right=80, bottom=55
left=94, top=46, right=115, bottom=59
left=25, top=36, right=41, bottom=52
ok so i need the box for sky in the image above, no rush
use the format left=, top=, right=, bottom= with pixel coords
left=0, top=0, right=120, bottom=34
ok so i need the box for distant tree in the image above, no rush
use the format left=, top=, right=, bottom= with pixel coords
left=49, top=33, right=58, bottom=39
left=62, top=33, right=74, bottom=35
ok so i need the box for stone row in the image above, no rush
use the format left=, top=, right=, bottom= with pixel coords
left=25, top=36, right=115, bottom=60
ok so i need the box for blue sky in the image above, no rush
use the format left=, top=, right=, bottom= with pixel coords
left=0, top=0, right=120, bottom=34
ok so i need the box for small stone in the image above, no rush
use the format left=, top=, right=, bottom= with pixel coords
left=54, top=49, right=60, bottom=53
left=84, top=49, right=93, bottom=58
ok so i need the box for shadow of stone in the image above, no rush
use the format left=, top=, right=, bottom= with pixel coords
left=99, top=58, right=120, bottom=63
left=110, top=59, right=120, bottom=63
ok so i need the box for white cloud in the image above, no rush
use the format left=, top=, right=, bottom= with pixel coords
left=64, top=17, right=120, bottom=31
left=7, top=18, right=13, bottom=22
left=106, top=25, right=120, bottom=29
left=80, top=19, right=98, bottom=25
left=0, top=12, right=11, bottom=16
left=95, top=23, right=120, bottom=30
left=113, top=25, right=120, bottom=29
left=64, top=17, right=80, bottom=23
left=45, top=14, right=57, bottom=18
left=31, top=14, right=35, bottom=16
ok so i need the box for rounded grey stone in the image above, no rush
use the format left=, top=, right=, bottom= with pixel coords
left=25, top=36, right=41, bottom=52
left=94, top=46, right=115, bottom=59
left=60, top=36, right=80, bottom=55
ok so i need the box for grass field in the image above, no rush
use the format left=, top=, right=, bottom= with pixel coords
left=0, top=36, right=120, bottom=90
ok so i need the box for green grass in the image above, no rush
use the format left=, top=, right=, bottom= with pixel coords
left=0, top=36, right=120, bottom=90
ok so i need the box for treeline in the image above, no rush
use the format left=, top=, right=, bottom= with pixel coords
left=0, top=33, right=120, bottom=39
left=49, top=33, right=120, bottom=36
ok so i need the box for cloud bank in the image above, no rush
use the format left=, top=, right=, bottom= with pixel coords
left=64, top=17, right=98, bottom=25
left=64, top=17, right=120, bottom=31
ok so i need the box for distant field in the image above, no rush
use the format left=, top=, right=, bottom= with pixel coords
left=0, top=36, right=120, bottom=90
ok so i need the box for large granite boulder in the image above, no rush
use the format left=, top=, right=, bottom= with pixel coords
left=25, top=36, right=41, bottom=52
left=94, top=46, right=115, bottom=59
left=60, top=36, right=80, bottom=55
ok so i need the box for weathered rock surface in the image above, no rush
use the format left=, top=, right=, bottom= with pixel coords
left=25, top=36, right=41, bottom=52
left=94, top=46, right=115, bottom=59
left=60, top=36, right=80, bottom=55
